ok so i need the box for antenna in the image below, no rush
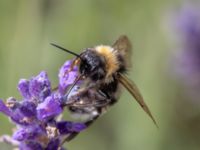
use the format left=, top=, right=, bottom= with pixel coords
left=51, top=43, right=81, bottom=58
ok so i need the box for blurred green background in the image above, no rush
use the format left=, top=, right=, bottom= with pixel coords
left=0, top=0, right=199, bottom=150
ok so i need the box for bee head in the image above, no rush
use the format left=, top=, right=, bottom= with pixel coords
left=79, top=49, right=106, bottom=81
left=50, top=43, right=106, bottom=81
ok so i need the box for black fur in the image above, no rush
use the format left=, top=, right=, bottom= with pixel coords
left=79, top=49, right=106, bottom=81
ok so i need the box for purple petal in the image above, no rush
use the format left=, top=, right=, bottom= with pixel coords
left=59, top=60, right=78, bottom=94
left=45, top=138, right=60, bottom=150
left=37, top=96, right=62, bottom=121
left=11, top=110, right=31, bottom=125
left=72, top=122, right=87, bottom=132
left=0, top=99, right=11, bottom=116
left=7, top=100, right=36, bottom=125
left=13, top=125, right=44, bottom=141
left=0, top=135, right=19, bottom=146
left=19, top=141, right=43, bottom=150
left=18, top=79, right=31, bottom=99
left=10, top=104, right=35, bottom=125
left=19, top=101, right=36, bottom=117
left=13, top=128, right=28, bottom=141
left=57, top=121, right=86, bottom=135
left=29, top=71, right=51, bottom=102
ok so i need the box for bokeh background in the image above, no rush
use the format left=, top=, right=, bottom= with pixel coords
left=0, top=0, right=200, bottom=150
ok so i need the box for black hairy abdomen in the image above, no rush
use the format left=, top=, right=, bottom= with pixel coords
left=99, top=77, right=119, bottom=105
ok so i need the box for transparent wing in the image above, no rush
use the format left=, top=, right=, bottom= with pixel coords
left=112, top=35, right=132, bottom=67
left=117, top=73, right=158, bottom=128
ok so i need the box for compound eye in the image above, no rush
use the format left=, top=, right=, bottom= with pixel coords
left=86, top=64, right=91, bottom=71
left=85, top=62, right=92, bottom=72
left=79, top=60, right=91, bottom=75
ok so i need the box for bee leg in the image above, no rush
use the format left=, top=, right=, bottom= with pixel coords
left=61, top=90, right=109, bottom=144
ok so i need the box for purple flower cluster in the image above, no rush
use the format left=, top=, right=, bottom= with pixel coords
left=0, top=60, right=86, bottom=150
left=171, top=3, right=200, bottom=101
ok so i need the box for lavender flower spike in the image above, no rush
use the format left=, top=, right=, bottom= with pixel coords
left=0, top=59, right=86, bottom=150
left=171, top=3, right=200, bottom=101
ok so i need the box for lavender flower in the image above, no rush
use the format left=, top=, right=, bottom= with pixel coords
left=59, top=60, right=79, bottom=94
left=0, top=60, right=86, bottom=150
left=171, top=3, right=200, bottom=101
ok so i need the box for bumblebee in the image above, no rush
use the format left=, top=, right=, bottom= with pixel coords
left=51, top=35, right=157, bottom=142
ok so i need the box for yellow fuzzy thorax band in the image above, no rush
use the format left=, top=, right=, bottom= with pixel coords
left=95, top=45, right=119, bottom=78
